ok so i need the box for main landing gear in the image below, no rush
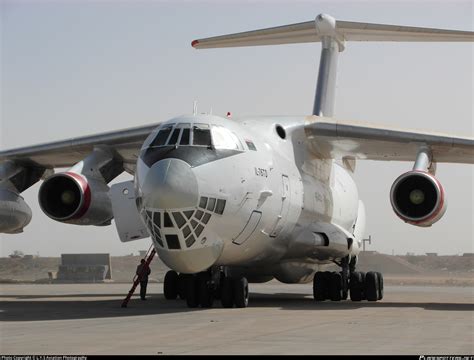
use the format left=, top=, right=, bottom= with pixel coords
left=163, top=269, right=249, bottom=309
left=313, top=256, right=384, bottom=302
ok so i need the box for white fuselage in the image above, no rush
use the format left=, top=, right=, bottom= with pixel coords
left=135, top=114, right=364, bottom=283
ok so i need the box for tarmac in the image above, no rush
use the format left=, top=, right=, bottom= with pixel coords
left=0, top=283, right=473, bottom=355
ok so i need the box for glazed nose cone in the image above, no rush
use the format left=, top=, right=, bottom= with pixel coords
left=142, top=158, right=199, bottom=209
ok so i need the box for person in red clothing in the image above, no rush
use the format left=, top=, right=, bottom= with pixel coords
left=136, top=259, right=151, bottom=300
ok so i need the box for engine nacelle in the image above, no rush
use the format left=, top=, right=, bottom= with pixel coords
left=38, top=172, right=113, bottom=226
left=0, top=188, right=32, bottom=233
left=390, top=171, right=447, bottom=227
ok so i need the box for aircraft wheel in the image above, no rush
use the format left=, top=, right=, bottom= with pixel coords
left=365, top=271, right=379, bottom=301
left=313, top=271, right=329, bottom=301
left=349, top=271, right=364, bottom=301
left=163, top=270, right=179, bottom=300
left=177, top=273, right=188, bottom=300
left=233, top=277, right=249, bottom=308
left=221, top=276, right=234, bottom=308
left=376, top=272, right=384, bottom=300
left=198, top=272, right=214, bottom=308
left=186, top=275, right=200, bottom=308
left=329, top=272, right=343, bottom=301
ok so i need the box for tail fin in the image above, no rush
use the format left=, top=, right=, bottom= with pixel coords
left=191, top=14, right=473, bottom=49
left=191, top=14, right=473, bottom=118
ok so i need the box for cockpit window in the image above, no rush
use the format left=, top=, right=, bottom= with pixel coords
left=193, top=124, right=212, bottom=147
left=146, top=122, right=245, bottom=151
left=211, top=125, right=243, bottom=150
left=168, top=128, right=181, bottom=146
left=150, top=124, right=174, bottom=147
left=180, top=128, right=190, bottom=145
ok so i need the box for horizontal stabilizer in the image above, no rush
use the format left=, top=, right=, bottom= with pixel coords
left=192, top=14, right=474, bottom=49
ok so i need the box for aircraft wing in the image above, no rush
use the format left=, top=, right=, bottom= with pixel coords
left=0, top=123, right=158, bottom=170
left=304, top=116, right=474, bottom=164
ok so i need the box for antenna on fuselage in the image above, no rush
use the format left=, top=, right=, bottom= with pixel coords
left=193, top=100, right=198, bottom=115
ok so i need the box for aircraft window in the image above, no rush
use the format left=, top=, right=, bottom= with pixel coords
left=211, top=125, right=243, bottom=150
left=184, top=210, right=194, bottom=219
left=193, top=124, right=212, bottom=147
left=207, top=198, right=216, bottom=212
left=185, top=235, right=196, bottom=248
left=172, top=212, right=186, bottom=228
left=164, top=212, right=173, bottom=227
left=246, top=140, right=257, bottom=151
left=195, top=224, right=204, bottom=237
left=168, top=128, right=181, bottom=145
left=215, top=199, right=226, bottom=215
left=180, top=128, right=190, bottom=145
left=195, top=210, right=204, bottom=220
left=151, top=125, right=174, bottom=147
left=202, top=213, right=211, bottom=224
left=183, top=225, right=191, bottom=238
left=165, top=234, right=181, bottom=250
left=191, top=219, right=199, bottom=229
left=153, top=212, right=161, bottom=228
left=199, top=197, right=208, bottom=209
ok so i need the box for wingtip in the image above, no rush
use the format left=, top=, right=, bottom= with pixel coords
left=191, top=39, right=199, bottom=48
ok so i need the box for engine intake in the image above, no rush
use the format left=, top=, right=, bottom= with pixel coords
left=390, top=171, right=447, bottom=227
left=39, top=172, right=112, bottom=226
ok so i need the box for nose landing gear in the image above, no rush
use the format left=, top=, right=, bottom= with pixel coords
left=163, top=269, right=250, bottom=308
left=313, top=256, right=384, bottom=302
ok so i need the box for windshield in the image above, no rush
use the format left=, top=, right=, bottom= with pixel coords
left=147, top=123, right=243, bottom=150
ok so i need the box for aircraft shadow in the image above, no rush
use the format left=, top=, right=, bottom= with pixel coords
left=250, top=292, right=474, bottom=312
left=1, top=291, right=473, bottom=322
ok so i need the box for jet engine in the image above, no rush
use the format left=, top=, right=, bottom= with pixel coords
left=38, top=172, right=113, bottom=226
left=390, top=171, right=447, bottom=227
left=0, top=188, right=32, bottom=233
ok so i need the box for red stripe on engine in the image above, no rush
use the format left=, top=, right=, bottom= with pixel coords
left=65, top=172, right=91, bottom=219
left=410, top=171, right=445, bottom=226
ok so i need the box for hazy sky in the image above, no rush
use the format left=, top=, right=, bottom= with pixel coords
left=1, top=0, right=472, bottom=257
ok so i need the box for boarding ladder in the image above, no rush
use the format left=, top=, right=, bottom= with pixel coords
left=121, top=244, right=156, bottom=308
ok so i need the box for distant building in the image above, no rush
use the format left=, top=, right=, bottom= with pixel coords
left=462, top=253, right=474, bottom=257
left=426, top=253, right=438, bottom=257
left=56, top=253, right=112, bottom=282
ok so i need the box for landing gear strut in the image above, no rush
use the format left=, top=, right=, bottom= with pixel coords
left=313, top=256, right=384, bottom=302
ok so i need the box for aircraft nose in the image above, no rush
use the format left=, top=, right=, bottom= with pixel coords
left=141, top=158, right=199, bottom=209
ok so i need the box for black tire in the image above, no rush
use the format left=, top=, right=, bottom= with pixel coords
left=313, top=271, right=329, bottom=301
left=221, top=276, right=234, bottom=308
left=376, top=272, right=384, bottom=300
left=164, top=270, right=179, bottom=300
left=365, top=271, right=379, bottom=301
left=177, top=273, right=187, bottom=300
left=186, top=275, right=199, bottom=308
left=329, top=272, right=343, bottom=301
left=349, top=271, right=364, bottom=301
left=233, top=277, right=249, bottom=308
left=198, top=273, right=214, bottom=308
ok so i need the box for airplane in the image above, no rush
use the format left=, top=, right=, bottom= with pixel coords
left=1, top=14, right=473, bottom=308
